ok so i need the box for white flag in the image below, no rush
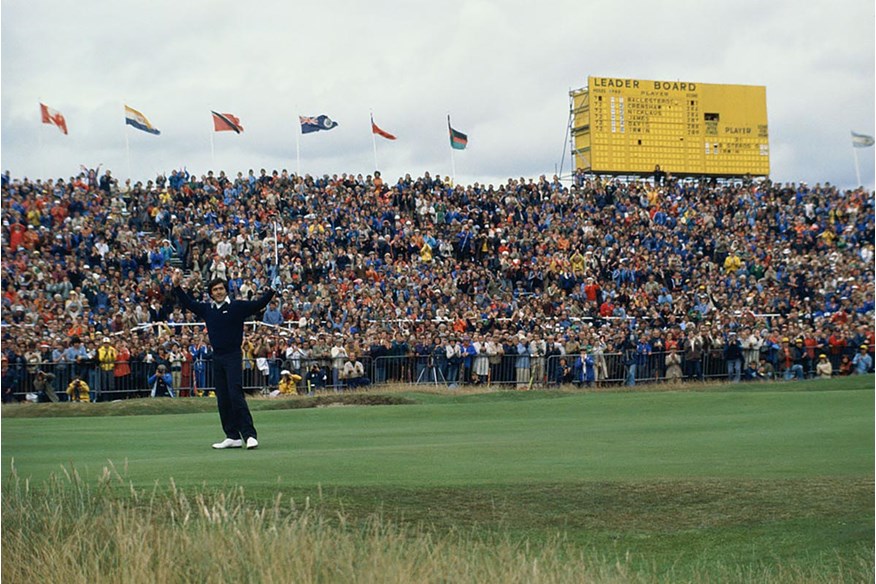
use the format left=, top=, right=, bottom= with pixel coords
left=851, top=131, right=875, bottom=148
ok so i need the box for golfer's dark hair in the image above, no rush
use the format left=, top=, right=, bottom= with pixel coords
left=207, top=278, right=228, bottom=293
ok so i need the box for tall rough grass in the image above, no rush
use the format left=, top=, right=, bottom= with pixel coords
left=2, top=462, right=871, bottom=584
left=0, top=461, right=613, bottom=584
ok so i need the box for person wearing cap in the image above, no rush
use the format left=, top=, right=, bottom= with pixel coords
left=815, top=354, right=833, bottom=379
left=270, top=370, right=300, bottom=397
left=852, top=345, right=872, bottom=375
left=97, top=337, right=117, bottom=403
left=783, top=339, right=807, bottom=381
left=148, top=364, right=175, bottom=398
left=172, top=269, right=277, bottom=450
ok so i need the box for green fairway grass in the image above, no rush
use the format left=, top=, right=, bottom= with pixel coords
left=3, top=384, right=871, bottom=487
left=2, top=377, right=873, bottom=581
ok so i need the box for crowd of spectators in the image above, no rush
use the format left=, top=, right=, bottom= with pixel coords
left=1, top=164, right=873, bottom=401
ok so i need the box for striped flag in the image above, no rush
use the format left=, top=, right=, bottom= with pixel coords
left=371, top=115, right=396, bottom=140
left=212, top=111, right=244, bottom=134
left=125, top=105, right=160, bottom=135
left=40, top=103, right=68, bottom=135
left=448, top=116, right=467, bottom=150
left=851, top=131, right=875, bottom=148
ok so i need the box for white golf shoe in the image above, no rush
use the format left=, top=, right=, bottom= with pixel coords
left=212, top=438, right=243, bottom=449
left=245, top=437, right=259, bottom=450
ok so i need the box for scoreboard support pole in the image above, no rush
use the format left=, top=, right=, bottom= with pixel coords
left=559, top=91, right=573, bottom=180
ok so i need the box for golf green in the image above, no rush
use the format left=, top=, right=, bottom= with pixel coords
left=3, top=387, right=871, bottom=490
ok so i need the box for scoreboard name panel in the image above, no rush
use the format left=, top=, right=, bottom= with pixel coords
left=571, top=76, right=769, bottom=177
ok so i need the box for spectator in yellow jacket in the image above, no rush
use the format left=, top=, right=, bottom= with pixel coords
left=723, top=253, right=742, bottom=273
left=269, top=369, right=301, bottom=397
left=97, top=337, right=117, bottom=402
left=67, top=377, right=90, bottom=402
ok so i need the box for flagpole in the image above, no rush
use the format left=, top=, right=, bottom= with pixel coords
left=121, top=102, right=132, bottom=181
left=38, top=124, right=44, bottom=178
left=371, top=113, right=379, bottom=172
left=295, top=112, right=301, bottom=180
left=37, top=100, right=44, bottom=179
left=448, top=114, right=456, bottom=185
left=852, top=141, right=862, bottom=187
left=210, top=127, right=215, bottom=171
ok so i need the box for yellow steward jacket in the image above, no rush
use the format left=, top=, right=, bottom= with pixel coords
left=98, top=345, right=118, bottom=371
left=67, top=380, right=91, bottom=402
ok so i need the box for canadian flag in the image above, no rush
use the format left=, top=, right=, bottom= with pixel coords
left=40, top=103, right=68, bottom=135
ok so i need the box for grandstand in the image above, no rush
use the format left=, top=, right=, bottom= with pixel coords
left=1, top=167, right=873, bottom=401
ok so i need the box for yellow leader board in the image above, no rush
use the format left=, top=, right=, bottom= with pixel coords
left=571, top=77, right=769, bottom=177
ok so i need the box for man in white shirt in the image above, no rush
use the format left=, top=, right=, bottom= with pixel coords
left=741, top=327, right=764, bottom=369
left=330, top=341, right=348, bottom=391
left=216, top=239, right=233, bottom=258
left=342, top=354, right=369, bottom=388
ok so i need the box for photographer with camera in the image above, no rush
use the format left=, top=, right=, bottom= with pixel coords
left=66, top=376, right=90, bottom=402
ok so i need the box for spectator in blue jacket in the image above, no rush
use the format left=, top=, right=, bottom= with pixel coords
left=148, top=364, right=175, bottom=398
left=852, top=345, right=873, bottom=374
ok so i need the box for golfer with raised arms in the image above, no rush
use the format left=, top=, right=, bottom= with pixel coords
left=172, top=269, right=277, bottom=449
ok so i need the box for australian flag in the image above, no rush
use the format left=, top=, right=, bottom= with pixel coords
left=300, top=115, right=338, bottom=134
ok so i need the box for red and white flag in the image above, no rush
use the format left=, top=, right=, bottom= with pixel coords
left=371, top=115, right=396, bottom=140
left=40, top=103, right=68, bottom=135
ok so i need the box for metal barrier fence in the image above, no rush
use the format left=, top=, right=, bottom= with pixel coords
left=1, top=356, right=373, bottom=402
left=1, top=348, right=869, bottom=402
left=369, top=347, right=868, bottom=388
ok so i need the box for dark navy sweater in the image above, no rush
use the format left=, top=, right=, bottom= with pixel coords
left=174, top=287, right=275, bottom=355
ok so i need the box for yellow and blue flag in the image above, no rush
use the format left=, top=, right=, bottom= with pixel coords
left=125, top=105, right=160, bottom=135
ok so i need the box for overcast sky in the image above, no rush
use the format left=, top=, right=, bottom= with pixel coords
left=2, top=0, right=874, bottom=189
